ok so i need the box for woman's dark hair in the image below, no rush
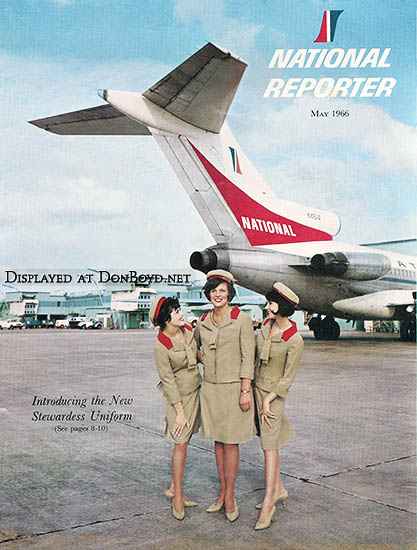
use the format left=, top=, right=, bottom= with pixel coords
left=265, top=290, right=295, bottom=318
left=203, top=277, right=236, bottom=302
left=156, top=297, right=180, bottom=330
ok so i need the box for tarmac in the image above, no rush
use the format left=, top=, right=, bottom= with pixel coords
left=0, top=329, right=415, bottom=550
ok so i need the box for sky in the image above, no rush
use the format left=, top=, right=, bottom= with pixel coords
left=1, top=0, right=416, bottom=281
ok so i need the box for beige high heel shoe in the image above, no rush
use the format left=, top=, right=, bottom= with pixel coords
left=255, top=489, right=288, bottom=509
left=254, top=505, right=276, bottom=531
left=225, top=499, right=239, bottom=522
left=164, top=489, right=198, bottom=507
left=206, top=500, right=225, bottom=513
left=172, top=505, right=185, bottom=521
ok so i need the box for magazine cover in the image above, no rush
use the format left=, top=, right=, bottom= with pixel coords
left=1, top=1, right=415, bottom=549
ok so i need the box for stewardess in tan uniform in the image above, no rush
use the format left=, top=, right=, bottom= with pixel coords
left=195, top=269, right=255, bottom=522
left=151, top=295, right=202, bottom=521
left=253, top=282, right=303, bottom=530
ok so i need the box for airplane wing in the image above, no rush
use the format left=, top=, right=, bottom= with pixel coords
left=143, top=42, right=247, bottom=133
left=29, top=104, right=151, bottom=135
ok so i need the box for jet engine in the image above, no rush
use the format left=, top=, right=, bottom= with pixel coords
left=189, top=246, right=287, bottom=295
left=310, top=252, right=391, bottom=280
left=190, top=248, right=230, bottom=273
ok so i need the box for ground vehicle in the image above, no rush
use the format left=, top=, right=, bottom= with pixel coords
left=69, top=316, right=86, bottom=329
left=41, top=320, right=55, bottom=329
left=55, top=319, right=70, bottom=329
left=188, top=317, right=198, bottom=329
left=0, top=319, right=24, bottom=330
left=55, top=317, right=89, bottom=329
left=252, top=320, right=262, bottom=330
left=25, top=319, right=40, bottom=329
left=78, top=318, right=102, bottom=329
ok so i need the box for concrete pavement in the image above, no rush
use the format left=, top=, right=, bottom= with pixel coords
left=0, top=329, right=415, bottom=549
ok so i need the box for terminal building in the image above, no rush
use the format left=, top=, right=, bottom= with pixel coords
left=0, top=270, right=268, bottom=330
left=2, top=239, right=415, bottom=332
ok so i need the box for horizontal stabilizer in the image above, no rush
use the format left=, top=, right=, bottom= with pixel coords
left=29, top=104, right=151, bottom=135
left=143, top=42, right=247, bottom=133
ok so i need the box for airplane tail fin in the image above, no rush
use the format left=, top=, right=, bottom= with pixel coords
left=29, top=42, right=340, bottom=247
left=151, top=123, right=341, bottom=247
left=142, top=43, right=340, bottom=247
left=143, top=42, right=247, bottom=134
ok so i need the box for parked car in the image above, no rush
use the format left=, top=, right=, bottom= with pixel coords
left=55, top=319, right=70, bottom=329
left=78, top=318, right=102, bottom=330
left=252, top=320, right=262, bottom=330
left=69, top=316, right=86, bottom=329
left=41, top=320, right=55, bottom=329
left=188, top=317, right=198, bottom=329
left=25, top=319, right=40, bottom=329
left=0, top=319, right=24, bottom=330
left=55, top=317, right=86, bottom=329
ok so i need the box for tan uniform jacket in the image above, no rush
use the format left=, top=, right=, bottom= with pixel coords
left=255, top=319, right=303, bottom=398
left=195, top=306, right=255, bottom=383
left=153, top=324, right=202, bottom=405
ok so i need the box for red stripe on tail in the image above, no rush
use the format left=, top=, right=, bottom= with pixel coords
left=188, top=140, right=332, bottom=246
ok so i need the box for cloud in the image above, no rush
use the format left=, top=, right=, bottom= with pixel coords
left=247, top=97, right=417, bottom=177
left=174, top=0, right=223, bottom=23
left=1, top=38, right=415, bottom=270
left=0, top=50, right=212, bottom=268
left=173, top=0, right=263, bottom=56
left=235, top=95, right=416, bottom=243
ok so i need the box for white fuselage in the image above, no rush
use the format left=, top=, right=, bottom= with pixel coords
left=220, top=242, right=416, bottom=319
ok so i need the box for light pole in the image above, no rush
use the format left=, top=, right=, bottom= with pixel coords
left=0, top=289, right=6, bottom=318
left=87, top=268, right=105, bottom=307
left=2, top=284, right=21, bottom=320
left=3, top=283, right=21, bottom=292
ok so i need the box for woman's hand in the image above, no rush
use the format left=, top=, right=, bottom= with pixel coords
left=260, top=393, right=277, bottom=426
left=240, top=378, right=252, bottom=412
left=173, top=412, right=189, bottom=438
left=239, top=390, right=252, bottom=412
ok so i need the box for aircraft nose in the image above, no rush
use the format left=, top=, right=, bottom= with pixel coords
left=97, top=89, right=108, bottom=101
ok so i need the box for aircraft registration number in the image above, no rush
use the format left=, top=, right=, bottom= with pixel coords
left=307, top=212, right=321, bottom=220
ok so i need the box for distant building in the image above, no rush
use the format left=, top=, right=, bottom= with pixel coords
left=4, top=244, right=414, bottom=331
left=0, top=271, right=269, bottom=329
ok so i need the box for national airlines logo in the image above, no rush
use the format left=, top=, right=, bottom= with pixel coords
left=263, top=8, right=396, bottom=99
left=229, top=146, right=242, bottom=174
left=314, top=10, right=343, bottom=43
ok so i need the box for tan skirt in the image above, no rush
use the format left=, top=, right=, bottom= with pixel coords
left=163, top=387, right=201, bottom=444
left=254, top=386, right=294, bottom=451
left=200, top=381, right=256, bottom=444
